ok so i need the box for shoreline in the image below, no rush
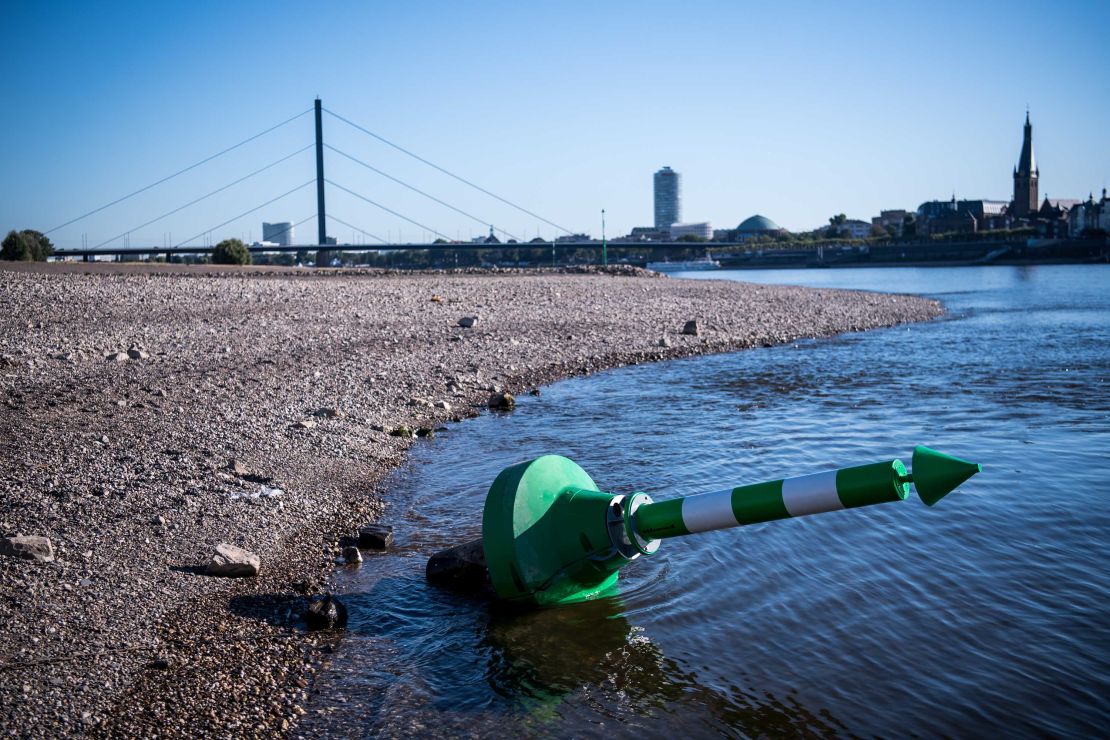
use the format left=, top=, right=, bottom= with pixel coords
left=0, top=263, right=942, bottom=736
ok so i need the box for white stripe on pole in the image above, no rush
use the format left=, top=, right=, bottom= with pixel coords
left=781, top=470, right=842, bottom=517
left=681, top=488, right=738, bottom=533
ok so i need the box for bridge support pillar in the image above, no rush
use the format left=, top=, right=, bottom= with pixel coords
left=315, top=98, right=327, bottom=247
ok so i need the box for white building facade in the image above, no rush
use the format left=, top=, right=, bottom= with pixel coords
left=669, top=221, right=713, bottom=240
left=262, top=222, right=294, bottom=247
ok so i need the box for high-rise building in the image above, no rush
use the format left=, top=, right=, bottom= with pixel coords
left=1011, top=112, right=1039, bottom=218
left=653, top=166, right=681, bottom=229
left=262, top=221, right=294, bottom=247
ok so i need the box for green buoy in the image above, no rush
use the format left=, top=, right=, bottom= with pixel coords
left=480, top=446, right=981, bottom=607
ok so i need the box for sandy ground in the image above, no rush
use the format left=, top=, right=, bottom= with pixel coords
left=0, top=262, right=941, bottom=737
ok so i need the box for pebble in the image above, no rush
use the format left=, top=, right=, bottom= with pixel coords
left=457, top=316, right=479, bottom=328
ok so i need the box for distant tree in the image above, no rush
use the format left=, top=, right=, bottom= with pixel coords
left=433, top=238, right=448, bottom=244
left=677, top=233, right=707, bottom=242
left=824, top=213, right=847, bottom=239
left=869, top=223, right=890, bottom=238
left=529, top=236, right=547, bottom=244
left=2, top=229, right=53, bottom=261
left=902, top=214, right=917, bottom=238
left=211, top=238, right=251, bottom=265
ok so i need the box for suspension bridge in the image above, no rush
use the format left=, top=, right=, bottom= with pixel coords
left=43, top=98, right=620, bottom=263
left=40, top=99, right=766, bottom=266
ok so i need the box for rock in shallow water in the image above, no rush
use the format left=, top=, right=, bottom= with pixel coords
left=357, top=524, right=394, bottom=550
left=341, top=546, right=362, bottom=565
left=488, top=392, right=515, bottom=410
left=426, top=539, right=491, bottom=593
left=0, top=535, right=55, bottom=563
left=206, top=543, right=260, bottom=577
left=304, top=594, right=348, bottom=630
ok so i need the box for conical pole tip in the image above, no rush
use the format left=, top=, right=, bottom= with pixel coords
left=911, top=445, right=981, bottom=507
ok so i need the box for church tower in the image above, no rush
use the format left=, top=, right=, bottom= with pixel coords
left=1012, top=111, right=1039, bottom=218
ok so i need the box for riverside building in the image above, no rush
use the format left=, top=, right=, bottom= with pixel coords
left=669, top=222, right=713, bottom=240
left=262, top=222, right=294, bottom=247
left=653, top=167, right=681, bottom=230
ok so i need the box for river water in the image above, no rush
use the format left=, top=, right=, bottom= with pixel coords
left=301, top=265, right=1109, bottom=737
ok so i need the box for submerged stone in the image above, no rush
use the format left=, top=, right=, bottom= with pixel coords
left=304, top=594, right=348, bottom=630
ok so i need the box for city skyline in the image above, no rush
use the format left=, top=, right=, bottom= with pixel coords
left=2, top=2, right=1108, bottom=248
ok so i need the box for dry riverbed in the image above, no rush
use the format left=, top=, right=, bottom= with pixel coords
left=0, top=263, right=941, bottom=736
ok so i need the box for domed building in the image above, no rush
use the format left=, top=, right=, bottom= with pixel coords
left=736, top=214, right=786, bottom=240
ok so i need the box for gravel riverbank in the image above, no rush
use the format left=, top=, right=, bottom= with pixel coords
left=0, top=263, right=941, bottom=736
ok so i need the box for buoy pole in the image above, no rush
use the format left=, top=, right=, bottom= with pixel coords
left=633, top=459, right=911, bottom=540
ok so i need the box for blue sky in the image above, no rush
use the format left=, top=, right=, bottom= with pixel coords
left=2, top=1, right=1107, bottom=248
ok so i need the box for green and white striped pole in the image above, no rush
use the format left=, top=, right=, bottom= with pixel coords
left=477, top=446, right=981, bottom=607
left=633, top=459, right=912, bottom=542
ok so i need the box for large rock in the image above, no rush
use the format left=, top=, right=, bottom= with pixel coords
left=488, top=392, right=515, bottom=411
left=426, top=539, right=492, bottom=593
left=682, top=320, right=701, bottom=336
left=206, top=543, right=260, bottom=577
left=457, top=316, right=479, bottom=328
left=357, top=524, right=394, bottom=550
left=0, top=535, right=55, bottom=563
left=304, top=594, right=348, bottom=630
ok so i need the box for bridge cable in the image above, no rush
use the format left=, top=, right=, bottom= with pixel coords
left=175, top=180, right=315, bottom=248
left=45, top=108, right=312, bottom=235
left=323, top=107, right=573, bottom=235
left=91, top=145, right=313, bottom=250
left=326, top=179, right=453, bottom=242
left=325, top=214, right=387, bottom=245
left=324, top=144, right=522, bottom=242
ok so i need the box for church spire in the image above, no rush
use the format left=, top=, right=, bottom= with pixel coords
left=1017, top=110, right=1036, bottom=177
left=1012, top=110, right=1039, bottom=218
